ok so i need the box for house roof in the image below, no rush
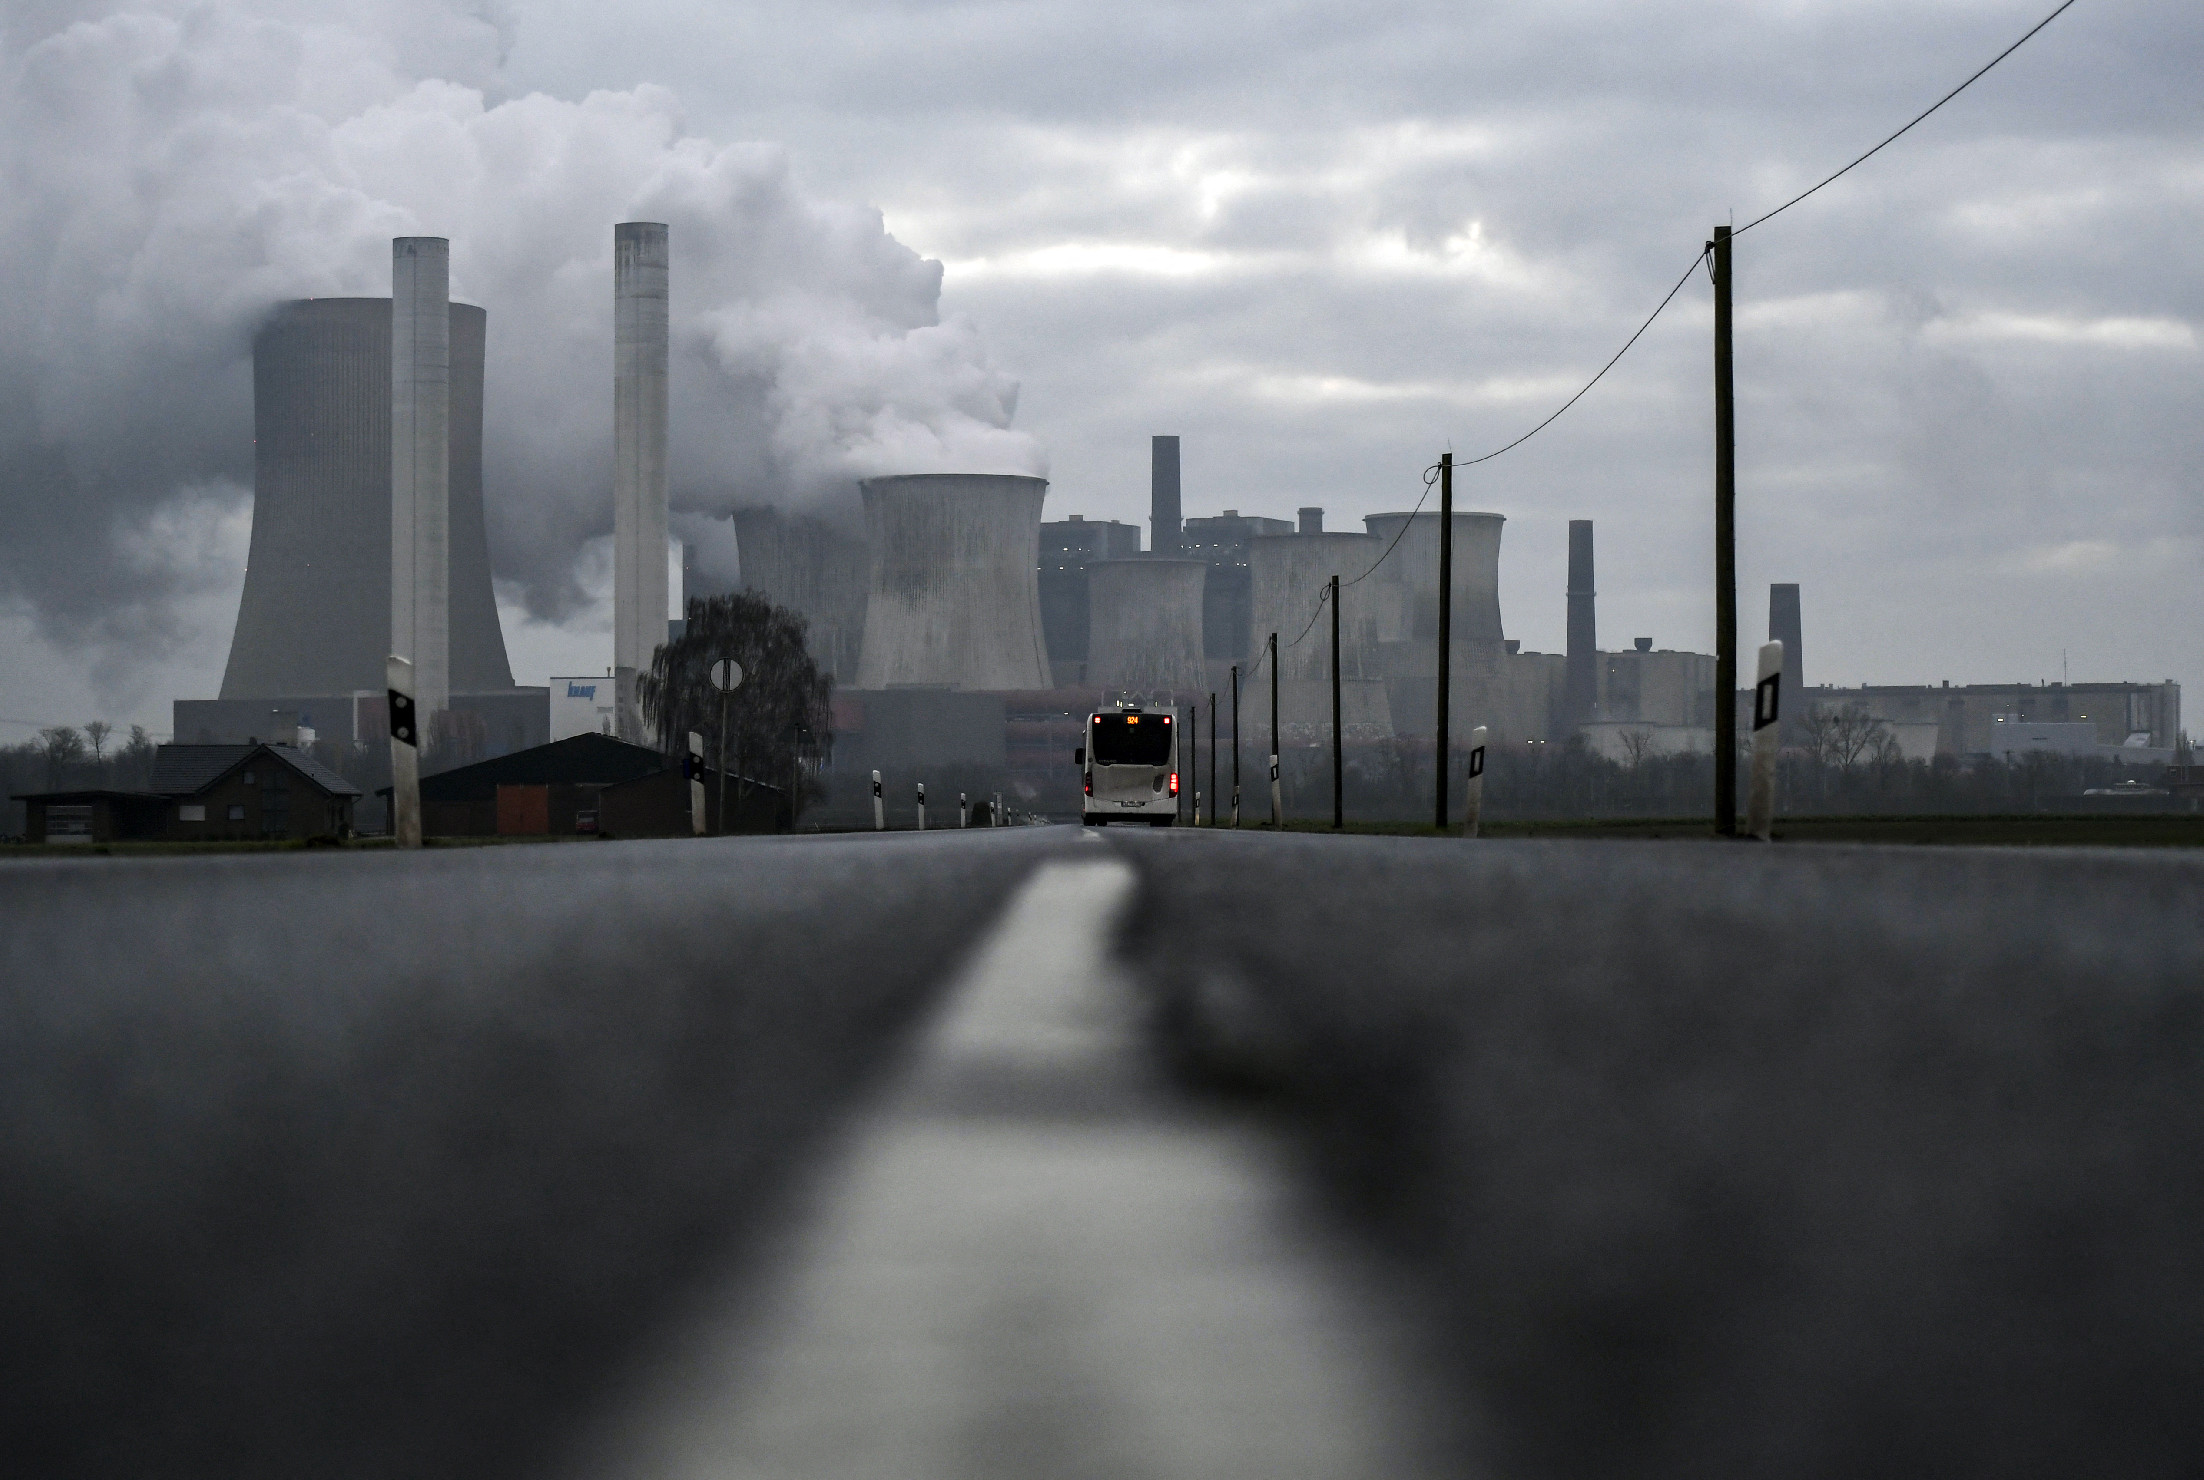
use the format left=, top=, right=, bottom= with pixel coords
left=400, top=732, right=782, bottom=803
left=150, top=743, right=363, bottom=799
left=411, top=733, right=670, bottom=803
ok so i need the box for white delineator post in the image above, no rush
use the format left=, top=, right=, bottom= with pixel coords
left=387, top=654, right=422, bottom=848
left=1748, top=639, right=1784, bottom=841
left=613, top=222, right=670, bottom=745
left=872, top=770, right=884, bottom=832
left=391, top=238, right=450, bottom=723
left=1464, top=724, right=1489, bottom=839
left=960, top=791, right=969, bottom=828
left=688, top=730, right=707, bottom=837
left=993, top=792, right=1003, bottom=827
left=917, top=781, right=927, bottom=832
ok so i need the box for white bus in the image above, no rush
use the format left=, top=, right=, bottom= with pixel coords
left=1076, top=703, right=1179, bottom=826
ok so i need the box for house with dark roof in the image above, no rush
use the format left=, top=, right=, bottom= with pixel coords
left=13, top=743, right=362, bottom=844
left=386, top=732, right=787, bottom=838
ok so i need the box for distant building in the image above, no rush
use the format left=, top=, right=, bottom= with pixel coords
left=550, top=676, right=618, bottom=741
left=13, top=742, right=361, bottom=843
left=1775, top=681, right=2182, bottom=762
left=1181, top=511, right=1293, bottom=665
left=1038, top=516, right=1142, bottom=676
left=386, top=732, right=786, bottom=838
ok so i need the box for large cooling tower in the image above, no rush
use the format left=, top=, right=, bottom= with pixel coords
left=731, top=506, right=868, bottom=683
left=1247, top=532, right=1386, bottom=681
left=221, top=298, right=513, bottom=700
left=1086, top=559, right=1207, bottom=692
left=854, top=474, right=1051, bottom=690
left=1362, top=511, right=1506, bottom=676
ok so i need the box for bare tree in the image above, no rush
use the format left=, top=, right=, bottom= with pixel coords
left=83, top=720, right=111, bottom=763
left=39, top=726, right=85, bottom=788
left=1617, top=727, right=1657, bottom=770
left=1804, top=701, right=1889, bottom=771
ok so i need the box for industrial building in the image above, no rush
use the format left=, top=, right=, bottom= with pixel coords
left=1038, top=515, right=1141, bottom=679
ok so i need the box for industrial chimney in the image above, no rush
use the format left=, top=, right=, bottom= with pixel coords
left=614, top=221, right=670, bottom=742
left=1563, top=519, right=1597, bottom=730
left=391, top=237, right=451, bottom=716
left=1298, top=507, right=1324, bottom=536
left=1768, top=583, right=1804, bottom=741
left=1151, top=435, right=1182, bottom=555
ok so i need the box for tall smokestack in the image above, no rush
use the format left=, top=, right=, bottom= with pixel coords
left=1151, top=435, right=1181, bottom=555
left=1768, top=583, right=1804, bottom=742
left=614, top=222, right=670, bottom=742
left=1564, top=518, right=1597, bottom=730
left=391, top=237, right=450, bottom=716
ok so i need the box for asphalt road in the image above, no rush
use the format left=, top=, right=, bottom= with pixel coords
left=4, top=828, right=2201, bottom=1479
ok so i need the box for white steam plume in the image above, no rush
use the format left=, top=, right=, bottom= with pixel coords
left=0, top=0, right=1044, bottom=694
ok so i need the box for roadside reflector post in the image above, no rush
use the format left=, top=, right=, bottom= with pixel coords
left=871, top=769, right=884, bottom=831
left=960, top=791, right=969, bottom=828
left=1465, top=724, right=1488, bottom=839
left=687, top=731, right=706, bottom=836
left=386, top=654, right=421, bottom=848
left=994, top=791, right=1003, bottom=827
left=917, top=780, right=927, bottom=831
left=1748, top=640, right=1783, bottom=841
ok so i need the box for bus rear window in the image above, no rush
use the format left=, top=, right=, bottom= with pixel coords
left=1090, top=714, right=1172, bottom=766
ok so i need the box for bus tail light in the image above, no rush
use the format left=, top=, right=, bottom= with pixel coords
left=1169, top=772, right=1179, bottom=795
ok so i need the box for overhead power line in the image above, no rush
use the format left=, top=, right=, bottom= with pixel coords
left=1738, top=0, right=2084, bottom=234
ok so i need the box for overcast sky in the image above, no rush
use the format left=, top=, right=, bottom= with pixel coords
left=2, top=0, right=2197, bottom=736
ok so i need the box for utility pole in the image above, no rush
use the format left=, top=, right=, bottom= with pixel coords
left=716, top=687, right=729, bottom=836
left=1268, top=632, right=1281, bottom=827
left=1330, top=574, right=1343, bottom=829
left=1230, top=665, right=1241, bottom=827
left=1209, top=690, right=1217, bottom=830
left=1712, top=223, right=1738, bottom=837
left=1435, top=451, right=1453, bottom=831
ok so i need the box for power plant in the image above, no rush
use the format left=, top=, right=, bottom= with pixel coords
left=173, top=218, right=2179, bottom=825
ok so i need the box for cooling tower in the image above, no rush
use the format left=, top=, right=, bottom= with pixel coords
left=392, top=237, right=450, bottom=713
left=1564, top=519, right=1597, bottom=729
left=1247, top=532, right=1386, bottom=681
left=220, top=297, right=513, bottom=700
left=613, top=222, right=670, bottom=740
left=1085, top=559, right=1207, bottom=693
left=854, top=474, right=1052, bottom=690
left=1361, top=511, right=1506, bottom=676
left=731, top=506, right=869, bottom=682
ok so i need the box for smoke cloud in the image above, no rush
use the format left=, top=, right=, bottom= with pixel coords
left=0, top=0, right=1044, bottom=692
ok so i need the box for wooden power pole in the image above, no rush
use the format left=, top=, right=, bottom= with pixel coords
left=1712, top=224, right=1738, bottom=837
left=1435, top=452, right=1453, bottom=830
left=1330, top=573, right=1343, bottom=830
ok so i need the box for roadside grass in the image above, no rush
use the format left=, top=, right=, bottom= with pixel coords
left=1186, top=813, right=2204, bottom=846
